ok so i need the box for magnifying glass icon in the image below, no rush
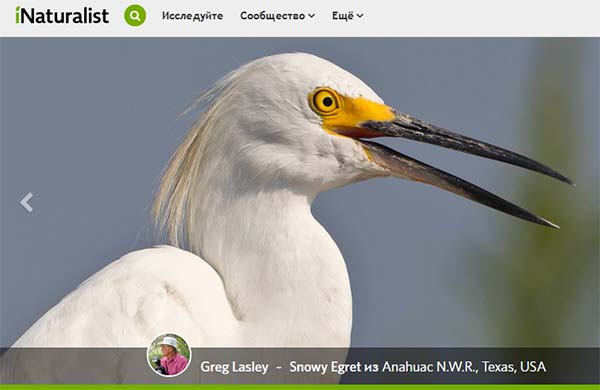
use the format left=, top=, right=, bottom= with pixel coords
left=129, top=10, right=141, bottom=22
left=124, top=5, right=146, bottom=26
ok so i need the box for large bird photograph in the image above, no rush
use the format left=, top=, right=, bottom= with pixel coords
left=1, top=38, right=597, bottom=366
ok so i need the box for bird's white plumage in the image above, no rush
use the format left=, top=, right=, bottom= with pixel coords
left=14, top=246, right=237, bottom=347
left=14, top=53, right=388, bottom=348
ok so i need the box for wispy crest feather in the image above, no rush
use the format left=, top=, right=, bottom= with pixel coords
left=152, top=66, right=245, bottom=251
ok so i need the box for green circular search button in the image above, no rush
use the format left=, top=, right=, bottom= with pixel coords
left=124, top=4, right=146, bottom=27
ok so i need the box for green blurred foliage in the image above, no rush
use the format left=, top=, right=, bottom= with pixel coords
left=468, top=40, right=599, bottom=346
left=147, top=333, right=191, bottom=367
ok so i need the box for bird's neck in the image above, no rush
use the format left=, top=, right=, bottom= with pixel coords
left=190, top=167, right=352, bottom=346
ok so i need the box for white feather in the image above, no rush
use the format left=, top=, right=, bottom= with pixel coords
left=13, top=53, right=386, bottom=348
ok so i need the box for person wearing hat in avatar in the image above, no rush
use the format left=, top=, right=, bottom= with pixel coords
left=159, top=336, right=188, bottom=376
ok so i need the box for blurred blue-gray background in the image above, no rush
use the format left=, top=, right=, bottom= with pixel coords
left=1, top=38, right=598, bottom=347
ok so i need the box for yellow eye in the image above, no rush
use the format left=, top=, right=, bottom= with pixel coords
left=310, top=88, right=340, bottom=115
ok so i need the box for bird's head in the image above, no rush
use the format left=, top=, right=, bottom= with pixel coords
left=156, top=52, right=573, bottom=243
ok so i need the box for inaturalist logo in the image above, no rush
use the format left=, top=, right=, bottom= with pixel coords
left=15, top=5, right=110, bottom=24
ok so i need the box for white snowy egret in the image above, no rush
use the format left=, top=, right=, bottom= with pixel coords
left=13, top=53, right=572, bottom=348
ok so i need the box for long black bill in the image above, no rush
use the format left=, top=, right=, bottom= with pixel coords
left=362, top=113, right=574, bottom=186
left=360, top=140, right=559, bottom=228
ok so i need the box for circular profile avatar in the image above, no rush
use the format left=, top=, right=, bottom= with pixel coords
left=147, top=334, right=191, bottom=377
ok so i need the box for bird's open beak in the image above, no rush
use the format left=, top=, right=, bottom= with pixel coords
left=348, top=111, right=574, bottom=228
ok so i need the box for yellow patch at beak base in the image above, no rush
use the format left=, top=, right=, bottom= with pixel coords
left=309, top=88, right=395, bottom=139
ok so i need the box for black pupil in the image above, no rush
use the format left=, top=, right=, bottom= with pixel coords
left=322, top=96, right=333, bottom=107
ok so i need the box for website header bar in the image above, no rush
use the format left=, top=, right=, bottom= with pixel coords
left=2, top=0, right=599, bottom=37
